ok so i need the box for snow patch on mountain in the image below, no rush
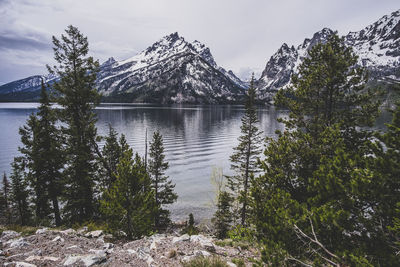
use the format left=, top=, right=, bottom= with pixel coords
left=256, top=10, right=400, bottom=102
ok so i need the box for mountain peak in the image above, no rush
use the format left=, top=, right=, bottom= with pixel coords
left=101, top=57, right=116, bottom=67
left=256, top=9, right=400, bottom=102
left=163, top=32, right=183, bottom=42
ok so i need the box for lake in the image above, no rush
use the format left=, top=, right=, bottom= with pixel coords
left=0, top=103, right=389, bottom=221
left=0, top=103, right=286, bottom=221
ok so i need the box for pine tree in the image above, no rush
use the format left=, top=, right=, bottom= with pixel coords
left=19, top=81, right=64, bottom=225
left=372, top=99, right=400, bottom=263
left=48, top=25, right=100, bottom=223
left=100, top=149, right=156, bottom=239
left=9, top=159, right=31, bottom=225
left=0, top=172, right=11, bottom=224
left=19, top=112, right=49, bottom=222
left=252, top=33, right=383, bottom=265
left=148, top=130, right=177, bottom=228
left=100, top=125, right=122, bottom=190
left=227, top=75, right=262, bottom=226
left=212, top=190, right=233, bottom=239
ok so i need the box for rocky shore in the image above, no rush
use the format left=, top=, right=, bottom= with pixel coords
left=0, top=227, right=260, bottom=266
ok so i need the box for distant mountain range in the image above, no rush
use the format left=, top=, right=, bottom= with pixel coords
left=256, top=9, right=400, bottom=102
left=1, top=9, right=399, bottom=104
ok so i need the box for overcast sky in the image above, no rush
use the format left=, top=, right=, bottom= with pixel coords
left=0, top=0, right=399, bottom=84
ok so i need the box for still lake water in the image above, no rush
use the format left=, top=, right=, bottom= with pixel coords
left=0, top=103, right=389, bottom=221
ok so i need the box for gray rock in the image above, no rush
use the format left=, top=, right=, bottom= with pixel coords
left=1, top=230, right=20, bottom=241
left=190, top=235, right=216, bottom=252
left=35, top=228, right=48, bottom=235
left=85, top=230, right=103, bottom=238
left=51, top=235, right=65, bottom=242
left=60, top=229, right=76, bottom=235
left=150, top=240, right=157, bottom=250
left=25, top=255, right=59, bottom=262
left=77, top=226, right=88, bottom=234
left=227, top=262, right=237, bottom=267
left=146, top=255, right=155, bottom=266
left=127, top=249, right=136, bottom=254
left=172, top=234, right=190, bottom=244
left=63, top=252, right=106, bottom=266
left=8, top=237, right=30, bottom=248
left=5, top=262, right=37, bottom=267
left=182, top=255, right=195, bottom=262
left=194, top=250, right=211, bottom=257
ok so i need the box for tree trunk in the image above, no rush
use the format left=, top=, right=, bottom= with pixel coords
left=52, top=197, right=61, bottom=226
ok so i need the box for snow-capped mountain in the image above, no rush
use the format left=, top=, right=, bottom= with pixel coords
left=0, top=32, right=246, bottom=103
left=256, top=9, right=400, bottom=102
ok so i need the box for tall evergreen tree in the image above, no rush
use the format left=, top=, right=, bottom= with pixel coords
left=9, top=159, right=31, bottom=225
left=148, top=130, right=177, bottom=228
left=19, top=112, right=49, bottom=222
left=212, top=190, right=233, bottom=239
left=100, top=148, right=156, bottom=239
left=0, top=172, right=11, bottom=224
left=48, top=25, right=100, bottom=223
left=19, top=81, right=64, bottom=225
left=227, top=75, right=262, bottom=226
left=100, top=125, right=122, bottom=190
left=252, top=33, right=383, bottom=265
left=372, top=99, right=400, bottom=262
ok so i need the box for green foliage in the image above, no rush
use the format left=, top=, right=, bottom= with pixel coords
left=182, top=256, right=229, bottom=267
left=252, top=33, right=390, bottom=266
left=182, top=213, right=199, bottom=236
left=212, top=191, right=232, bottom=239
left=48, top=25, right=101, bottom=223
left=231, top=258, right=245, bottom=267
left=0, top=172, right=11, bottom=224
left=227, top=75, right=262, bottom=226
left=100, top=148, right=156, bottom=239
left=9, top=159, right=31, bottom=225
left=18, top=81, right=64, bottom=226
left=148, top=130, right=177, bottom=228
left=99, top=125, right=122, bottom=190
left=227, top=225, right=253, bottom=243
left=373, top=100, right=400, bottom=261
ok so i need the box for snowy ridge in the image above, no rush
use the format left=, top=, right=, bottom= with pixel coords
left=0, top=32, right=246, bottom=103
left=256, top=10, right=400, bottom=102
left=98, top=32, right=245, bottom=91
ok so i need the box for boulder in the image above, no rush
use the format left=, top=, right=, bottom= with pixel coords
left=150, top=240, right=157, bottom=250
left=182, top=255, right=195, bottom=262
left=172, top=234, right=190, bottom=244
left=227, top=262, right=237, bottom=267
left=194, top=250, right=211, bottom=257
left=51, top=236, right=65, bottom=242
left=35, top=228, right=48, bottom=235
left=25, top=255, right=59, bottom=262
left=77, top=227, right=88, bottom=234
left=127, top=249, right=136, bottom=254
left=5, top=262, right=37, bottom=267
left=60, top=229, right=76, bottom=235
left=146, top=255, right=155, bottom=266
left=63, top=252, right=106, bottom=266
left=85, top=230, right=103, bottom=238
left=190, top=235, right=215, bottom=252
left=8, top=237, right=30, bottom=248
left=1, top=230, right=20, bottom=241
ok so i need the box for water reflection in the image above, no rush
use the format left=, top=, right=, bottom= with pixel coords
left=9, top=103, right=384, bottom=220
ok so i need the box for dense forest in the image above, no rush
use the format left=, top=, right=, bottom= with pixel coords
left=1, top=26, right=400, bottom=266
